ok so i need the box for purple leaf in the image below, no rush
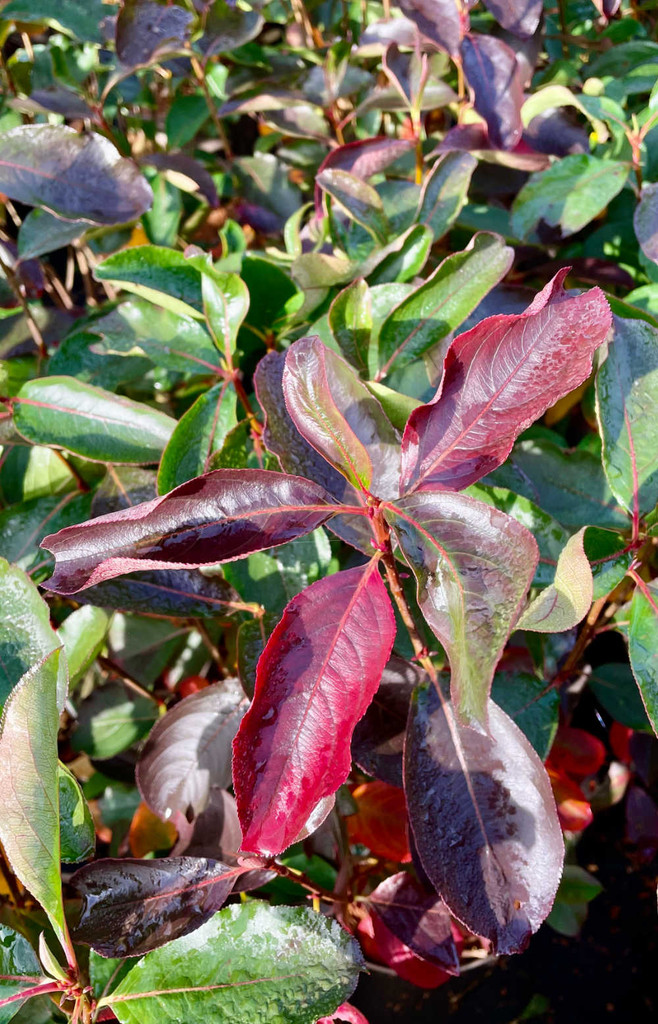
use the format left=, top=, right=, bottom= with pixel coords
left=0, top=125, right=152, bottom=225
left=254, top=350, right=373, bottom=552
left=283, top=336, right=401, bottom=499
left=634, top=182, right=658, bottom=266
left=136, top=678, right=248, bottom=821
left=369, top=872, right=459, bottom=973
left=71, top=856, right=241, bottom=958
left=481, top=0, right=543, bottom=38
left=233, top=561, right=396, bottom=856
left=116, top=0, right=194, bottom=68
left=461, top=33, right=524, bottom=150
left=352, top=656, right=421, bottom=787
left=41, top=468, right=339, bottom=594
left=434, top=123, right=550, bottom=172
left=139, top=153, right=219, bottom=208
left=397, top=0, right=466, bottom=56
left=385, top=492, right=538, bottom=727
left=401, top=270, right=612, bottom=494
left=405, top=685, right=563, bottom=954
left=314, top=137, right=415, bottom=216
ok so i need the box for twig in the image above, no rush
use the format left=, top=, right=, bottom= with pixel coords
left=190, top=55, right=233, bottom=159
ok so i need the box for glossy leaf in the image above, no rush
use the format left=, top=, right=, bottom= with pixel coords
left=398, top=0, right=464, bottom=57
left=386, top=492, right=538, bottom=727
left=633, top=182, right=658, bottom=265
left=0, top=126, right=151, bottom=224
left=547, top=767, right=592, bottom=832
left=157, top=384, right=237, bottom=494
left=461, top=34, right=524, bottom=150
left=14, top=377, right=175, bottom=465
left=316, top=1004, right=369, bottom=1024
left=233, top=561, right=396, bottom=856
left=72, top=681, right=159, bottom=760
left=0, top=924, right=42, bottom=1024
left=517, top=529, right=593, bottom=632
left=628, top=581, right=658, bottom=736
left=367, top=223, right=433, bottom=287
left=417, top=152, right=477, bottom=242
left=347, top=781, right=411, bottom=863
left=200, top=269, right=249, bottom=360
left=376, top=232, right=514, bottom=378
left=356, top=913, right=454, bottom=990
left=137, top=678, right=248, bottom=821
left=94, top=246, right=204, bottom=319
left=71, top=857, right=239, bottom=958
left=0, top=492, right=93, bottom=580
left=283, top=336, right=400, bottom=498
left=0, top=650, right=68, bottom=948
left=352, top=655, right=421, bottom=787
left=405, top=685, right=563, bottom=954
left=76, top=568, right=243, bottom=619
left=485, top=440, right=628, bottom=532
left=588, top=663, right=652, bottom=732
left=102, top=903, right=363, bottom=1024
left=328, top=279, right=373, bottom=377
left=0, top=0, right=106, bottom=41
left=596, top=316, right=658, bottom=517
left=369, top=872, right=459, bottom=973
left=317, top=170, right=389, bottom=244
left=482, top=0, right=542, bottom=37
left=58, top=763, right=95, bottom=863
left=0, top=559, right=65, bottom=708
left=17, top=208, right=86, bottom=260
left=85, top=300, right=222, bottom=376
left=42, top=469, right=337, bottom=594
left=57, top=605, right=109, bottom=687
left=492, top=671, right=559, bottom=760
left=116, top=0, right=193, bottom=67
left=511, top=156, right=628, bottom=239
left=401, top=271, right=612, bottom=493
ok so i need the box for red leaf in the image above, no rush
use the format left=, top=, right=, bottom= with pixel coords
left=347, top=781, right=412, bottom=863
left=42, top=468, right=342, bottom=594
left=405, top=686, right=563, bottom=954
left=233, top=561, right=396, bottom=856
left=547, top=768, right=593, bottom=832
left=401, top=270, right=612, bottom=494
left=610, top=722, right=633, bottom=764
left=316, top=1002, right=370, bottom=1024
left=283, top=337, right=401, bottom=499
left=546, top=726, right=607, bottom=779
left=356, top=913, right=455, bottom=990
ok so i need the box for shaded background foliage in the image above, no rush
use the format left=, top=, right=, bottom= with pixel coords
left=0, top=0, right=658, bottom=1022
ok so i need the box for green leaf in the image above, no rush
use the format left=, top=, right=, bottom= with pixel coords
left=157, top=383, right=237, bottom=494
left=517, top=529, right=593, bottom=633
left=596, top=316, right=658, bottom=517
left=491, top=671, right=559, bottom=760
left=466, top=483, right=569, bottom=588
left=511, top=155, right=629, bottom=240
left=237, top=613, right=280, bottom=700
left=0, top=559, right=66, bottom=709
left=364, top=381, right=421, bottom=432
left=72, top=681, right=160, bottom=760
left=417, top=152, right=477, bottom=241
left=58, top=763, right=95, bottom=863
left=584, top=527, right=633, bottom=601
left=14, top=377, right=175, bottom=464
left=223, top=530, right=334, bottom=616
left=102, top=903, right=363, bottom=1024
left=521, top=85, right=609, bottom=142
left=547, top=866, right=602, bottom=938
left=94, top=247, right=204, bottom=319
left=82, top=300, right=222, bottom=376
left=200, top=268, right=250, bottom=360
left=57, top=605, right=109, bottom=688
left=0, top=924, right=42, bottom=1024
left=0, top=492, right=92, bottom=578
left=1, top=0, right=106, bottom=43
left=376, top=232, right=513, bottom=378
left=628, top=581, right=658, bottom=736
left=318, top=169, right=390, bottom=244
left=17, top=209, right=86, bottom=261
left=0, top=649, right=67, bottom=948
left=366, top=223, right=433, bottom=286
left=589, top=663, right=652, bottom=732
left=89, top=951, right=138, bottom=1001
left=142, top=174, right=182, bottom=249
left=328, top=278, right=373, bottom=377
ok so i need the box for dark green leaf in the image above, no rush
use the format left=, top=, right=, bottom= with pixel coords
left=628, top=581, right=658, bottom=736
left=72, top=681, right=160, bottom=760
left=17, top=209, right=86, bottom=260
left=318, top=169, right=390, bottom=244
left=157, top=384, right=237, bottom=494
left=58, top=763, right=95, bottom=863
left=417, top=152, right=477, bottom=241
left=0, top=924, right=42, bottom=1024
left=94, top=247, right=204, bottom=319
left=589, top=663, right=652, bottom=732
left=1, top=0, right=106, bottom=41
left=58, top=605, right=109, bottom=687
left=328, top=279, right=373, bottom=377
left=492, top=671, right=559, bottom=760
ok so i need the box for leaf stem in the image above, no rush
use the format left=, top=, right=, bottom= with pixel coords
left=190, top=56, right=232, bottom=159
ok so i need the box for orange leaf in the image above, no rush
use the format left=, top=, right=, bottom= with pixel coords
left=548, top=767, right=593, bottom=832
left=348, top=781, right=411, bottom=863
left=129, top=801, right=177, bottom=858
